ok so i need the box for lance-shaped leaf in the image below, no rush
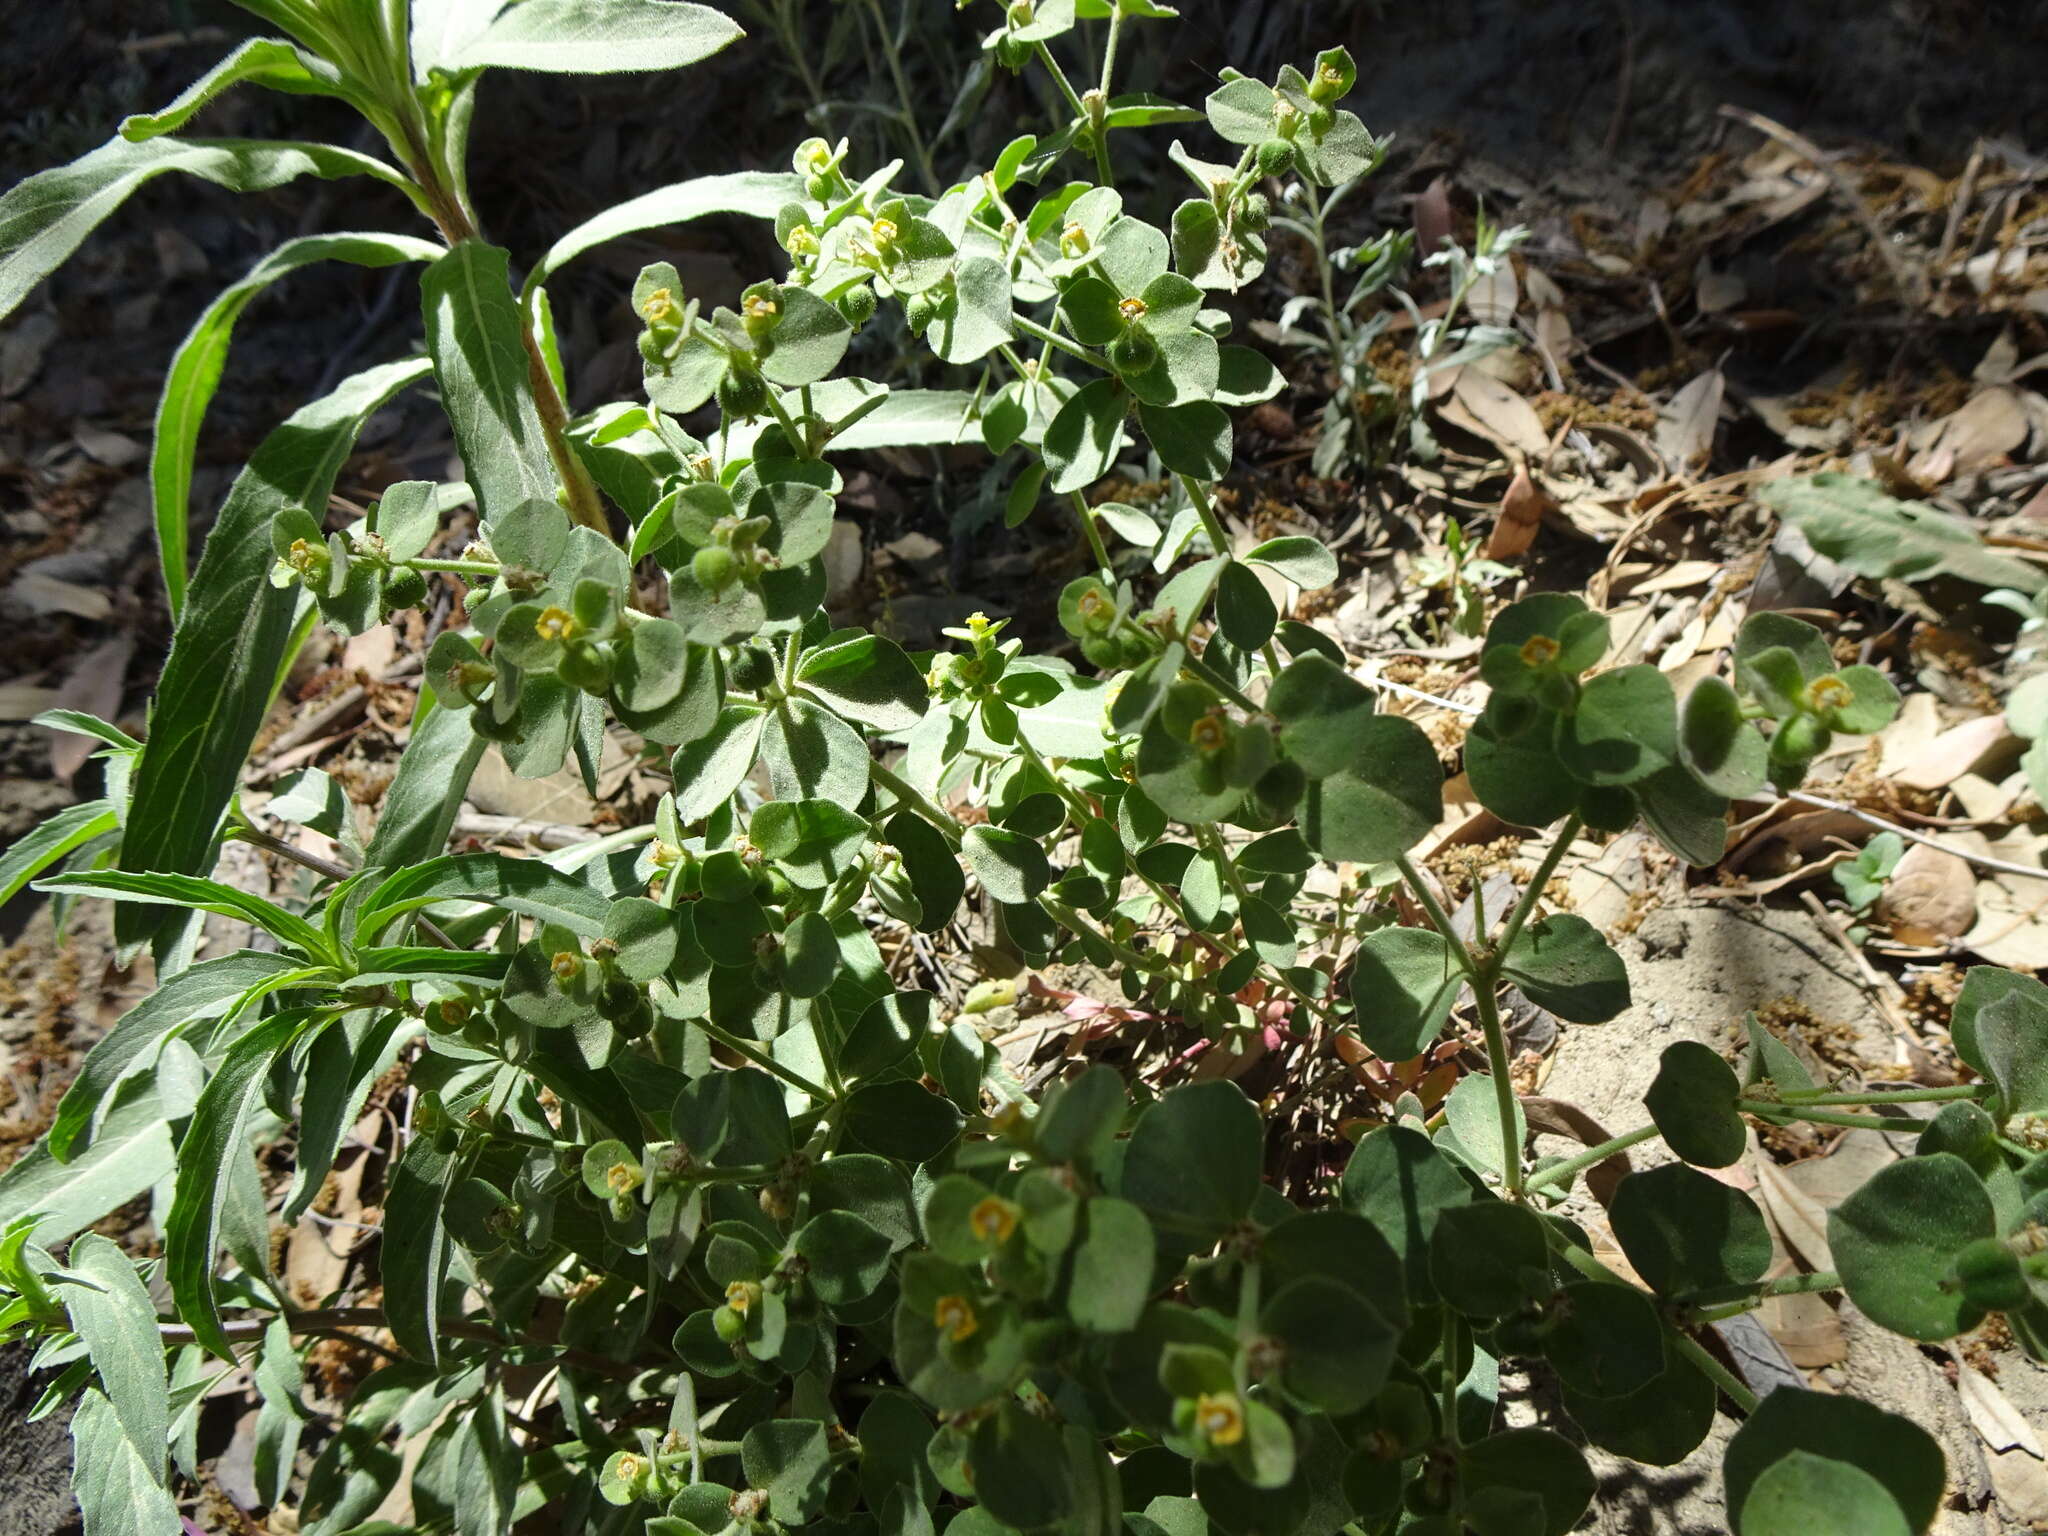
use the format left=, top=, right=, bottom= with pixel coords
left=118, top=37, right=360, bottom=141
left=1, top=133, right=419, bottom=325
left=61, top=1233, right=171, bottom=1480
left=150, top=231, right=439, bottom=616
left=362, top=699, right=488, bottom=868
left=0, top=799, right=118, bottom=909
left=118, top=357, right=428, bottom=946
left=533, top=171, right=800, bottom=285
left=454, top=0, right=743, bottom=73
left=422, top=242, right=558, bottom=532
left=165, top=1009, right=325, bottom=1356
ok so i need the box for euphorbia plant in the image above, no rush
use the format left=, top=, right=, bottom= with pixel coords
left=1, top=4, right=2044, bottom=1535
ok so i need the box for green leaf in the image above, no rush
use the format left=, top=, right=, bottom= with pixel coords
left=456, top=0, right=742, bottom=72
left=1679, top=676, right=1768, bottom=798
left=761, top=697, right=870, bottom=803
left=0, top=1071, right=180, bottom=1240
left=1429, top=1200, right=1553, bottom=1318
left=930, top=255, right=1014, bottom=365
left=1542, top=1279, right=1665, bottom=1399
left=61, top=1233, right=170, bottom=1480
left=0, top=799, right=119, bottom=909
left=1829, top=1153, right=1997, bottom=1341
left=1635, top=762, right=1731, bottom=868
left=1260, top=1273, right=1398, bottom=1413
left=672, top=704, right=766, bottom=823
left=795, top=1209, right=895, bottom=1304
left=760, top=285, right=855, bottom=387
left=380, top=1129, right=458, bottom=1366
left=118, top=38, right=355, bottom=140
left=1500, top=914, right=1630, bottom=1023
left=841, top=1080, right=964, bottom=1162
left=1215, top=561, right=1278, bottom=649
left=149, top=231, right=439, bottom=615
left=1643, top=1040, right=1746, bottom=1168
left=1068, top=1198, right=1154, bottom=1332
left=1119, top=1081, right=1260, bottom=1244
left=962, top=824, right=1053, bottom=904
left=1300, top=717, right=1443, bottom=863
left=1465, top=711, right=1580, bottom=829
left=1611, top=1163, right=1771, bottom=1299
left=363, top=699, right=487, bottom=867
left=1760, top=472, right=2045, bottom=593
left=1554, top=665, right=1678, bottom=786
left=535, top=171, right=799, bottom=283
left=1949, top=967, right=2048, bottom=1120
left=356, top=852, right=609, bottom=940
left=1738, top=1452, right=1913, bottom=1536
left=1459, top=1429, right=1594, bottom=1536
left=119, top=357, right=427, bottom=943
left=1560, top=1350, right=1716, bottom=1467
left=1439, top=1072, right=1526, bottom=1186
left=1723, top=1388, right=1945, bottom=1536
left=1339, top=1125, right=1471, bottom=1297
left=1044, top=377, right=1129, bottom=494
left=1267, top=653, right=1376, bottom=778
left=39, top=870, right=329, bottom=961
left=166, top=1009, right=323, bottom=1357
left=842, top=989, right=937, bottom=1081
left=1349, top=927, right=1462, bottom=1060
left=68, top=1388, right=182, bottom=1536
left=800, top=634, right=926, bottom=731
left=1244, top=536, right=1337, bottom=590
left=1824, top=665, right=1900, bottom=734
left=0, top=132, right=416, bottom=326
left=423, top=243, right=558, bottom=533
left=1137, top=399, right=1232, bottom=479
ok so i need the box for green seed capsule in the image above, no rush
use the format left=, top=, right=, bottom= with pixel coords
left=380, top=566, right=427, bottom=615
left=1109, top=324, right=1159, bottom=374
left=693, top=545, right=740, bottom=594
left=1255, top=138, right=1295, bottom=175
left=718, top=367, right=769, bottom=421
left=1953, top=1237, right=2029, bottom=1312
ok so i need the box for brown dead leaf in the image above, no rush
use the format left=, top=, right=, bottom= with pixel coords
left=1886, top=713, right=2012, bottom=791
left=1413, top=177, right=1454, bottom=258
left=1442, top=367, right=1548, bottom=458
left=1654, top=369, right=1725, bottom=472
left=1875, top=841, right=1977, bottom=943
left=10, top=570, right=112, bottom=621
left=1486, top=464, right=1550, bottom=560
left=1954, top=1355, right=2046, bottom=1458
left=1910, top=385, right=2031, bottom=481
left=1752, top=1151, right=1835, bottom=1271
left=1759, top=1288, right=1846, bottom=1367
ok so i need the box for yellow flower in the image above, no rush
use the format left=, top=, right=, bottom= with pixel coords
left=1118, top=296, right=1148, bottom=321
left=969, top=1196, right=1019, bottom=1246
left=1195, top=1391, right=1245, bottom=1446
left=1518, top=634, right=1560, bottom=668
left=933, top=1294, right=979, bottom=1342
left=535, top=605, right=579, bottom=643
left=1806, top=675, right=1853, bottom=714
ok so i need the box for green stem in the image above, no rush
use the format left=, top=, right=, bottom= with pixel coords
left=1393, top=854, right=1479, bottom=981
left=1178, top=648, right=1262, bottom=715
left=1469, top=980, right=1525, bottom=1198
left=1013, top=314, right=1110, bottom=370
left=1035, top=40, right=1088, bottom=119
left=1670, top=1330, right=1760, bottom=1414
left=1098, top=4, right=1126, bottom=97
left=695, top=1017, right=834, bottom=1101
left=860, top=0, right=940, bottom=194
left=1493, top=815, right=1582, bottom=952
left=1779, top=1085, right=1988, bottom=1107
left=1232, top=1260, right=1263, bottom=1393
left=1744, top=1102, right=1919, bottom=1132
left=871, top=762, right=964, bottom=848
left=1440, top=1311, right=1463, bottom=1447
left=408, top=557, right=502, bottom=576
left=1069, top=490, right=1114, bottom=577
left=1178, top=474, right=1231, bottom=559
left=1522, top=1123, right=1660, bottom=1193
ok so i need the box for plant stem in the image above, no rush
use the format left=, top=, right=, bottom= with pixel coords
left=1522, top=1123, right=1660, bottom=1192
left=1493, top=814, right=1582, bottom=952
left=1178, top=474, right=1232, bottom=558
left=408, top=557, right=503, bottom=577
left=1069, top=490, right=1114, bottom=577
left=860, top=0, right=940, bottom=195
left=1778, top=1084, right=1988, bottom=1107
left=1393, top=854, right=1478, bottom=980
left=1468, top=977, right=1525, bottom=1198
left=1012, top=314, right=1110, bottom=370
left=871, top=762, right=964, bottom=847
left=1177, top=647, right=1262, bottom=715
left=695, top=1017, right=834, bottom=1101
left=1440, top=1310, right=1463, bottom=1447
left=1669, top=1330, right=1760, bottom=1415
left=1743, top=1102, right=1920, bottom=1132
